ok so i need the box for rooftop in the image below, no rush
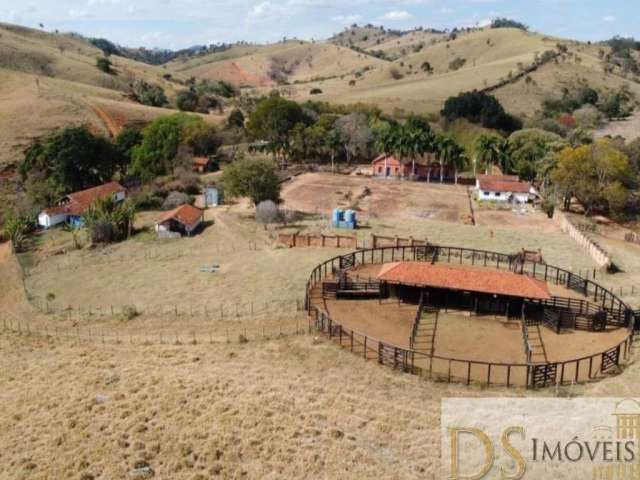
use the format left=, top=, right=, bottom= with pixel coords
left=44, top=181, right=125, bottom=216
left=477, top=175, right=532, bottom=194
left=156, top=204, right=204, bottom=227
left=377, top=262, right=551, bottom=300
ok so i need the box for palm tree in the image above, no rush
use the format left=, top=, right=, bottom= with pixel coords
left=433, top=134, right=458, bottom=183
left=474, top=134, right=508, bottom=174
left=449, top=144, right=468, bottom=184
left=402, top=115, right=434, bottom=179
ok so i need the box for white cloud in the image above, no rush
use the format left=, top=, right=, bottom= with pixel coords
left=248, top=1, right=286, bottom=20
left=440, top=7, right=454, bottom=14
left=68, top=8, right=90, bottom=18
left=331, top=14, right=362, bottom=25
left=88, top=0, right=120, bottom=5
left=380, top=10, right=412, bottom=21
left=603, top=15, right=616, bottom=23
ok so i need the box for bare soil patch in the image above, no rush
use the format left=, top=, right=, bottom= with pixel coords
left=281, top=173, right=472, bottom=224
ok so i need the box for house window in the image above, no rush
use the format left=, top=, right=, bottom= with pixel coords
left=483, top=191, right=490, bottom=197
left=378, top=167, right=382, bottom=173
left=495, top=192, right=501, bottom=197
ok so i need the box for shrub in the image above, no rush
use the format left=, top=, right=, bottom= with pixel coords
left=96, top=57, right=113, bottom=74
left=255, top=200, right=280, bottom=225
left=82, top=197, right=135, bottom=244
left=448, top=57, right=466, bottom=71
left=162, top=191, right=192, bottom=210
left=122, top=305, right=139, bottom=320
left=131, top=80, right=167, bottom=107
left=310, top=88, right=323, bottom=95
left=389, top=67, right=403, bottom=80
left=491, top=18, right=528, bottom=30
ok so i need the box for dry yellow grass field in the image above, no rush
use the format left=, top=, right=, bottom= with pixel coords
left=0, top=23, right=223, bottom=167
left=171, top=41, right=387, bottom=87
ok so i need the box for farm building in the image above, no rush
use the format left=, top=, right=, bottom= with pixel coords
left=37, top=181, right=127, bottom=229
left=371, top=154, right=451, bottom=181
left=192, top=156, right=218, bottom=173
left=475, top=175, right=535, bottom=203
left=155, top=204, right=204, bottom=237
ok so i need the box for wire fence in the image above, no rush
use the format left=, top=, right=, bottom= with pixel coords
left=1, top=312, right=309, bottom=347
left=30, top=297, right=306, bottom=324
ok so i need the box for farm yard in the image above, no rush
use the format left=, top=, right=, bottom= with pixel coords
left=280, top=173, right=472, bottom=224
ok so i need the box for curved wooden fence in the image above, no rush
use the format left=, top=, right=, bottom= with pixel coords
left=305, top=245, right=636, bottom=388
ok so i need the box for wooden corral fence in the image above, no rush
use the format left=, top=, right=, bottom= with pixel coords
left=625, top=232, right=640, bottom=246
left=277, top=233, right=429, bottom=250
left=553, top=209, right=613, bottom=270
left=277, top=233, right=360, bottom=249
left=305, top=245, right=637, bottom=388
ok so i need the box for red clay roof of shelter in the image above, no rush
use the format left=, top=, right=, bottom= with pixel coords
left=377, top=262, right=551, bottom=300
left=477, top=175, right=532, bottom=194
left=156, top=204, right=203, bottom=227
left=193, top=157, right=210, bottom=166
left=44, top=181, right=125, bottom=216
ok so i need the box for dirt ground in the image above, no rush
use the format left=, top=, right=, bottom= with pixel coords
left=281, top=173, right=473, bottom=224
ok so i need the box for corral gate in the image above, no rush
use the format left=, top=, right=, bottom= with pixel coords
left=531, top=363, right=558, bottom=388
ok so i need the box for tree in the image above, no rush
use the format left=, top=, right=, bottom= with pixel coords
left=131, top=80, right=167, bottom=107
left=474, top=134, right=508, bottom=174
left=96, top=57, right=113, bottom=74
left=255, top=200, right=281, bottom=227
left=2, top=210, right=30, bottom=253
left=176, top=89, right=200, bottom=112
left=115, top=128, right=143, bottom=165
left=334, top=112, right=374, bottom=165
left=20, top=127, right=121, bottom=205
left=402, top=115, right=434, bottom=179
left=221, top=158, right=281, bottom=205
left=441, top=90, right=522, bottom=132
left=433, top=134, right=459, bottom=183
left=508, top=129, right=566, bottom=182
left=129, top=114, right=217, bottom=180
left=247, top=95, right=309, bottom=165
left=82, top=196, right=135, bottom=244
left=227, top=109, right=245, bottom=130
left=552, top=140, right=633, bottom=215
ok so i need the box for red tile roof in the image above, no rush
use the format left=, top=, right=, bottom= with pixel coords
left=377, top=262, right=550, bottom=300
left=44, top=182, right=125, bottom=216
left=193, top=157, right=210, bottom=167
left=156, top=204, right=203, bottom=227
left=477, top=175, right=532, bottom=194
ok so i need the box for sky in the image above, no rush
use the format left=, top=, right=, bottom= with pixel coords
left=0, top=0, right=638, bottom=50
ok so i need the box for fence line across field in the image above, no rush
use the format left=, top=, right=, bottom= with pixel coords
left=31, top=297, right=306, bottom=323
left=1, top=312, right=308, bottom=347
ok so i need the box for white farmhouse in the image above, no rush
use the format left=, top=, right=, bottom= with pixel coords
left=38, top=182, right=127, bottom=229
left=475, top=175, right=536, bottom=204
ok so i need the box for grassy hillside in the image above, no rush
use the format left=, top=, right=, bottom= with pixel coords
left=0, top=23, right=223, bottom=167
left=168, top=41, right=388, bottom=87
left=257, top=28, right=640, bottom=119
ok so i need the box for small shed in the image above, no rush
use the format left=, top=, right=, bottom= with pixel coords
left=204, top=185, right=221, bottom=207
left=155, top=204, right=204, bottom=237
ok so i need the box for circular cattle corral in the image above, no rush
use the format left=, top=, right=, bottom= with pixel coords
left=306, top=246, right=636, bottom=388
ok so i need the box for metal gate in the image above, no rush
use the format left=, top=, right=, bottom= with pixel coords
left=601, top=346, right=620, bottom=372
left=566, top=273, right=587, bottom=295
left=530, top=363, right=558, bottom=388
left=339, top=254, right=355, bottom=270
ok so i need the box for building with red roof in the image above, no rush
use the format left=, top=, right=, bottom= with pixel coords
left=475, top=174, right=535, bottom=203
left=38, top=182, right=127, bottom=229
left=371, top=153, right=450, bottom=181
left=155, top=204, right=204, bottom=236
left=377, top=262, right=551, bottom=301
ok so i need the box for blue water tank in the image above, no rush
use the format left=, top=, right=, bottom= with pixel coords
left=344, top=209, right=355, bottom=224
left=332, top=208, right=344, bottom=226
